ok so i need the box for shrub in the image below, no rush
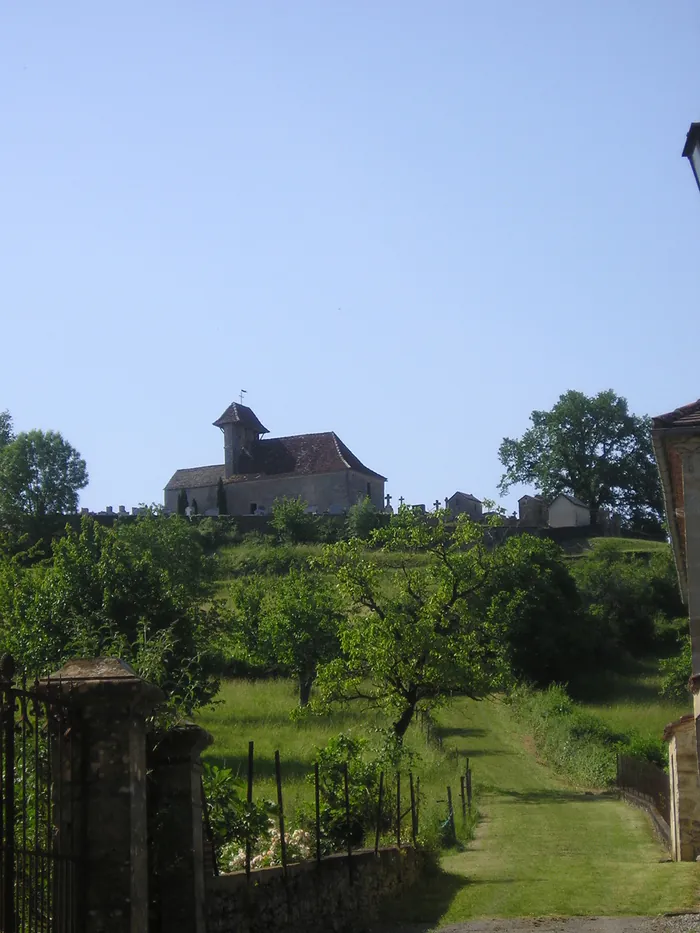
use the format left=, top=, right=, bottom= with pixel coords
left=508, top=684, right=621, bottom=787
left=660, top=635, right=692, bottom=703
left=270, top=497, right=318, bottom=544
left=202, top=762, right=273, bottom=857
left=346, top=497, right=386, bottom=540
left=571, top=542, right=682, bottom=657
left=298, top=734, right=390, bottom=852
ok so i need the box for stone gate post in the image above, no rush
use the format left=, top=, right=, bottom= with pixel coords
left=148, top=723, right=213, bottom=933
left=46, top=658, right=164, bottom=933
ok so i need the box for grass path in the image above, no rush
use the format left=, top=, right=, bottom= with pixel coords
left=388, top=698, right=700, bottom=927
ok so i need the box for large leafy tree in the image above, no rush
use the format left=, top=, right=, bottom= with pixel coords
left=229, top=568, right=341, bottom=706
left=313, top=509, right=511, bottom=739
left=498, top=390, right=662, bottom=528
left=0, top=514, right=222, bottom=713
left=0, top=428, right=88, bottom=522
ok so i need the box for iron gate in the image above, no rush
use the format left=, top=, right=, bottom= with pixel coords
left=0, top=656, right=82, bottom=933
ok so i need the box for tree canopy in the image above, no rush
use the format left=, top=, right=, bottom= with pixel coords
left=0, top=513, right=221, bottom=713
left=0, top=426, right=88, bottom=524
left=313, top=508, right=511, bottom=738
left=498, top=389, right=662, bottom=528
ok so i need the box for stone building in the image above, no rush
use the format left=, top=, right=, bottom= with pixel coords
left=547, top=493, right=591, bottom=528
left=446, top=491, right=483, bottom=521
left=652, top=399, right=700, bottom=859
left=164, top=402, right=386, bottom=516
left=518, top=494, right=547, bottom=527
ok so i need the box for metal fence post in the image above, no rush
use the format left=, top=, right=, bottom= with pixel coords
left=374, top=773, right=384, bottom=855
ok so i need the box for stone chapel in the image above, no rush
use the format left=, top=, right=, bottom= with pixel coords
left=164, top=402, right=386, bottom=516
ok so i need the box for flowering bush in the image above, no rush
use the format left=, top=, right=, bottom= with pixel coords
left=218, top=819, right=315, bottom=873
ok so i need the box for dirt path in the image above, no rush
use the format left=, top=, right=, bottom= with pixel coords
left=380, top=698, right=700, bottom=930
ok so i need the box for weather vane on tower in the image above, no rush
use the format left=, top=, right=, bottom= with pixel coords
left=239, top=389, right=247, bottom=404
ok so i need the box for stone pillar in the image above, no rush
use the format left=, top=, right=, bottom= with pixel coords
left=666, top=715, right=700, bottom=860
left=148, top=724, right=213, bottom=933
left=46, top=658, right=164, bottom=933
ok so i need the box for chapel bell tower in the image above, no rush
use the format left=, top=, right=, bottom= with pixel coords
left=213, top=403, right=269, bottom=478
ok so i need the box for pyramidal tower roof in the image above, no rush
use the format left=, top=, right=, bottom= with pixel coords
left=213, top=403, right=269, bottom=434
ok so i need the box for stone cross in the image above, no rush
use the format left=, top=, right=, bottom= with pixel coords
left=399, top=496, right=405, bottom=507
left=385, top=493, right=392, bottom=508
left=433, top=500, right=441, bottom=512
left=444, top=497, right=449, bottom=509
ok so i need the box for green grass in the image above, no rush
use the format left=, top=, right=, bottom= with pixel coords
left=574, top=655, right=690, bottom=746
left=564, top=536, right=670, bottom=560
left=383, top=697, right=700, bottom=925
left=196, top=678, right=476, bottom=849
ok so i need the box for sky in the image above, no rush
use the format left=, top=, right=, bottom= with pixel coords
left=1, top=1, right=699, bottom=514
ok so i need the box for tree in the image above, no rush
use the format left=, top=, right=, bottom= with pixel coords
left=474, top=535, right=585, bottom=685
left=0, top=515, right=222, bottom=713
left=261, top=568, right=341, bottom=705
left=313, top=508, right=511, bottom=739
left=229, top=568, right=341, bottom=705
left=216, top=477, right=228, bottom=515
left=498, top=390, right=663, bottom=529
left=177, top=489, right=189, bottom=516
left=0, top=411, right=13, bottom=449
left=270, top=496, right=317, bottom=544
left=346, top=497, right=386, bottom=539
left=0, top=429, right=88, bottom=523
left=570, top=541, right=683, bottom=656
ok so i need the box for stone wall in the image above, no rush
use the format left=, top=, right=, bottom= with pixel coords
left=206, top=846, right=427, bottom=933
left=165, top=470, right=385, bottom=517
left=666, top=715, right=700, bottom=861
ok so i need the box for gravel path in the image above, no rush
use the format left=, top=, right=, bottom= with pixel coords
left=379, top=914, right=700, bottom=933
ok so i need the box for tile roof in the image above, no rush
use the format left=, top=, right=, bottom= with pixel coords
left=652, top=399, right=700, bottom=430
left=165, top=464, right=224, bottom=491
left=165, top=432, right=386, bottom=490
left=552, top=493, right=589, bottom=509
left=449, top=491, right=482, bottom=502
left=213, top=403, right=269, bottom=434
left=224, top=432, right=386, bottom=483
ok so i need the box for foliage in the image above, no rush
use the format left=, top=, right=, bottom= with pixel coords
left=498, top=389, right=663, bottom=529
left=0, top=411, right=13, bottom=449
left=474, top=535, right=586, bottom=685
left=194, top=516, right=239, bottom=553
left=313, top=508, right=511, bottom=739
left=660, top=636, right=692, bottom=703
left=270, top=496, right=318, bottom=544
left=201, top=762, right=272, bottom=854
left=346, top=496, right=386, bottom=540
left=229, top=568, right=341, bottom=705
left=0, top=429, right=88, bottom=526
left=216, top=477, right=228, bottom=515
left=507, top=683, right=667, bottom=787
left=299, top=733, right=388, bottom=851
left=0, top=515, right=222, bottom=713
left=570, top=541, right=683, bottom=656
left=176, top=488, right=188, bottom=516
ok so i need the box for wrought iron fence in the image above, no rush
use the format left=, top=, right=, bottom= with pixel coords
left=616, top=753, right=670, bottom=827
left=0, top=656, right=82, bottom=933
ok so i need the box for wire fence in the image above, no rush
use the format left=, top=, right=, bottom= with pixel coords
left=616, top=754, right=670, bottom=827
left=204, top=740, right=475, bottom=878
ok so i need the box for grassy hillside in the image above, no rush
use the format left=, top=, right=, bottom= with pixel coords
left=575, top=655, right=690, bottom=741
left=197, top=678, right=477, bottom=851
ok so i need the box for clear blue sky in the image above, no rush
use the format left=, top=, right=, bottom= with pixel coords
left=2, top=1, right=699, bottom=513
